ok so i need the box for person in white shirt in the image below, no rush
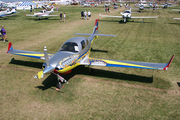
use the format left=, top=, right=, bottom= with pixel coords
left=88, top=10, right=91, bottom=20
left=84, top=10, right=87, bottom=20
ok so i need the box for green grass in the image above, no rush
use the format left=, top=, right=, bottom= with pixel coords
left=0, top=5, right=180, bottom=119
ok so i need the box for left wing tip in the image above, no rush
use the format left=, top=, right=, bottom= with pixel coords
left=7, top=42, right=12, bottom=53
left=163, top=55, right=174, bottom=70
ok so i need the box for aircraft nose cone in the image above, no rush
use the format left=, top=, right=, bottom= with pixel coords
left=43, top=65, right=54, bottom=74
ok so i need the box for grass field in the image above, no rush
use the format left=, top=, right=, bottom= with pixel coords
left=0, top=5, right=180, bottom=119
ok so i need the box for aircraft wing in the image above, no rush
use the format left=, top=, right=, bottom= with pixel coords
left=173, top=18, right=180, bottom=20
left=46, top=15, right=59, bottom=17
left=171, top=9, right=180, bottom=11
left=80, top=55, right=174, bottom=70
left=25, top=14, right=35, bottom=17
left=131, top=15, right=159, bottom=19
left=0, top=14, right=16, bottom=18
left=99, top=13, right=122, bottom=18
left=6, top=42, right=53, bottom=60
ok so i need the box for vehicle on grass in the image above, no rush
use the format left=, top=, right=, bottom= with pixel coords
left=25, top=6, right=59, bottom=19
left=0, top=8, right=17, bottom=18
left=6, top=19, right=174, bottom=90
left=99, top=9, right=159, bottom=23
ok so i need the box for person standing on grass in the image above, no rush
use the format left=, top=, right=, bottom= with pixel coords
left=84, top=10, right=87, bottom=20
left=60, top=11, right=62, bottom=22
left=81, top=10, right=84, bottom=19
left=64, top=13, right=67, bottom=22
left=30, top=5, right=32, bottom=13
left=88, top=10, right=91, bottom=20
left=1, top=25, right=7, bottom=43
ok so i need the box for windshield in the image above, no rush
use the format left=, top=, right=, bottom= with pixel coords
left=124, top=11, right=130, bottom=13
left=60, top=42, right=79, bottom=53
left=39, top=10, right=44, bottom=13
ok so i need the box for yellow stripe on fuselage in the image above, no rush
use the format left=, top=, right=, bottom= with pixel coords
left=58, top=63, right=81, bottom=73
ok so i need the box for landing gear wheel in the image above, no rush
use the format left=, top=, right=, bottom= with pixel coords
left=56, top=81, right=63, bottom=90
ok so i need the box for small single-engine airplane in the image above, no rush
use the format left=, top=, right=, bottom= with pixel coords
left=171, top=15, right=180, bottom=20
left=7, top=19, right=174, bottom=90
left=132, top=5, right=161, bottom=13
left=171, top=9, right=180, bottom=13
left=25, top=6, right=59, bottom=19
left=99, top=9, right=159, bottom=23
left=171, top=17, right=180, bottom=20
left=0, top=8, right=17, bottom=18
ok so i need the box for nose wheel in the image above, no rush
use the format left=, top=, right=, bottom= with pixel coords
left=56, top=80, right=64, bottom=90
left=53, top=72, right=68, bottom=90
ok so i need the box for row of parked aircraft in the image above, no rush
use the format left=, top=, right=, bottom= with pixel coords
left=0, top=6, right=58, bottom=19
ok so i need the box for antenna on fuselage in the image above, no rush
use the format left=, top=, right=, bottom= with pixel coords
left=44, top=46, right=49, bottom=67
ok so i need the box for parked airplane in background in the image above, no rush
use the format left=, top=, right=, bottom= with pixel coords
left=99, top=9, right=159, bottom=23
left=171, top=9, right=180, bottom=13
left=0, top=8, right=17, bottom=18
left=172, top=17, right=180, bottom=20
left=6, top=19, right=174, bottom=90
left=25, top=6, right=59, bottom=19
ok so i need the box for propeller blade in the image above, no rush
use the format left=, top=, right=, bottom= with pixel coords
left=44, top=46, right=49, bottom=67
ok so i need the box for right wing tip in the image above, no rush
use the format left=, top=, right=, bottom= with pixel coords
left=163, top=55, right=175, bottom=70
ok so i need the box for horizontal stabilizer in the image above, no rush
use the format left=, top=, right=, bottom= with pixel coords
left=74, top=33, right=92, bottom=36
left=95, top=34, right=116, bottom=37
left=74, top=33, right=116, bottom=37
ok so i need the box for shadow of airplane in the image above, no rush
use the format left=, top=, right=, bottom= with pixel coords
left=36, top=65, right=153, bottom=91
left=168, top=23, right=180, bottom=25
left=91, top=48, right=108, bottom=53
left=9, top=59, right=43, bottom=69
left=177, top=82, right=180, bottom=87
left=9, top=58, right=153, bottom=91
left=26, top=17, right=60, bottom=21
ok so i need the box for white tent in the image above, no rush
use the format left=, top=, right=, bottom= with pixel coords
left=16, top=1, right=36, bottom=10
left=0, top=1, right=5, bottom=4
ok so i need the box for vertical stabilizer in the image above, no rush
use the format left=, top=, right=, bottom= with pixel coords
left=92, top=19, right=99, bottom=35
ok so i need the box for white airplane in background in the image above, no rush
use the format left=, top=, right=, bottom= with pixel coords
left=171, top=17, right=180, bottom=20
left=99, top=9, right=159, bottom=23
left=25, top=6, right=59, bottom=19
left=171, top=9, right=180, bottom=13
left=0, top=8, right=17, bottom=18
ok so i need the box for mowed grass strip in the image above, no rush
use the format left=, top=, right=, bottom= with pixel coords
left=0, top=5, right=180, bottom=119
